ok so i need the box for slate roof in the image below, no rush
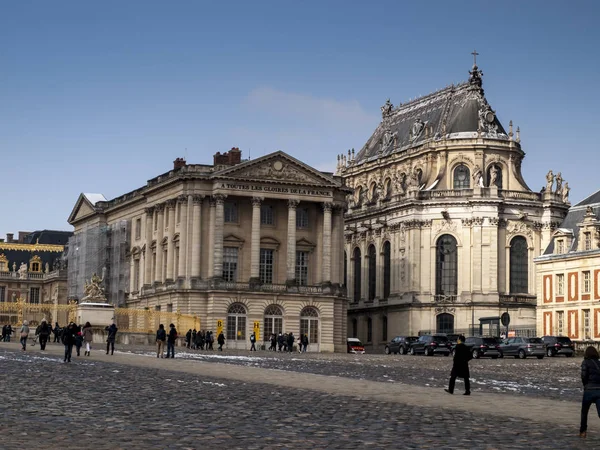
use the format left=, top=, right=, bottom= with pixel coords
left=23, top=230, right=73, bottom=246
left=354, top=65, right=508, bottom=165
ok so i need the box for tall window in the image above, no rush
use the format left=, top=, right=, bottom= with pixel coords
left=510, top=236, right=528, bottom=293
left=263, top=305, right=283, bottom=341
left=296, top=208, right=308, bottom=229
left=383, top=241, right=391, bottom=300
left=261, top=205, right=275, bottom=225
left=557, top=239, right=565, bottom=254
left=295, top=251, right=309, bottom=285
left=30, top=287, right=40, bottom=304
left=436, top=313, right=455, bottom=334
left=583, top=309, right=591, bottom=339
left=583, top=271, right=591, bottom=294
left=368, top=245, right=376, bottom=301
left=154, top=212, right=158, bottom=231
left=486, top=164, right=503, bottom=188
left=435, top=235, right=458, bottom=296
left=353, top=247, right=361, bottom=302
left=259, top=249, right=274, bottom=284
left=227, top=303, right=247, bottom=341
left=174, top=247, right=180, bottom=278
left=584, top=232, right=592, bottom=251
left=453, top=164, right=470, bottom=189
left=557, top=274, right=565, bottom=296
left=367, top=317, right=372, bottom=342
left=300, top=307, right=319, bottom=345
left=223, top=247, right=239, bottom=282
left=176, top=203, right=181, bottom=224
left=135, top=218, right=142, bottom=240
left=557, top=311, right=564, bottom=335
left=224, top=202, right=238, bottom=223
left=382, top=316, right=388, bottom=342
left=133, top=259, right=140, bottom=291
left=343, top=251, right=347, bottom=288
left=0, top=286, right=5, bottom=302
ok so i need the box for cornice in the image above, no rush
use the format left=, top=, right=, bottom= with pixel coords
left=0, top=243, right=64, bottom=253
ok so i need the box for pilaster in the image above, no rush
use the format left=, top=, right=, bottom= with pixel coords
left=250, top=196, right=263, bottom=284
left=177, top=195, right=188, bottom=282
left=212, top=194, right=226, bottom=279
left=286, top=199, right=299, bottom=284
left=322, top=202, right=333, bottom=285
left=165, top=199, right=176, bottom=282
left=154, top=203, right=165, bottom=284
left=190, top=195, right=203, bottom=280
left=143, top=206, right=154, bottom=286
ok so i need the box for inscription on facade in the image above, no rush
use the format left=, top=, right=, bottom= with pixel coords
left=220, top=183, right=333, bottom=197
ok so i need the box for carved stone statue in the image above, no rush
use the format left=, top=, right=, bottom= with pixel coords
left=45, top=262, right=49, bottom=273
left=12, top=262, right=16, bottom=272
left=473, top=165, right=483, bottom=187
left=546, top=170, right=554, bottom=193
left=562, top=181, right=570, bottom=203
left=382, top=129, right=396, bottom=149
left=381, top=99, right=393, bottom=118
left=82, top=272, right=106, bottom=302
left=18, top=263, right=27, bottom=279
left=410, top=119, right=425, bottom=141
left=489, top=165, right=499, bottom=187
left=394, top=172, right=406, bottom=196
left=555, top=172, right=563, bottom=193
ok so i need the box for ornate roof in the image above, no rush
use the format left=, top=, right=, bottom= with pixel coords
left=354, top=64, right=508, bottom=165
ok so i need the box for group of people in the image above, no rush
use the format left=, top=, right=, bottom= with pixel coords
left=184, top=329, right=216, bottom=351
left=268, top=332, right=309, bottom=353
left=1, top=324, right=13, bottom=342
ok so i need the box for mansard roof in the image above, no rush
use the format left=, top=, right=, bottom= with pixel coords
left=354, top=65, right=508, bottom=165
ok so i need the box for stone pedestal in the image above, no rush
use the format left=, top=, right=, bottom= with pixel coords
left=76, top=302, right=115, bottom=327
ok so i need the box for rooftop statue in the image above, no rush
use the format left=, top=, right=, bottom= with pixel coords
left=545, top=170, right=554, bottom=193
left=18, top=262, right=27, bottom=279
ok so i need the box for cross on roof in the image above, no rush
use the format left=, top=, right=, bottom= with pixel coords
left=471, top=49, right=479, bottom=66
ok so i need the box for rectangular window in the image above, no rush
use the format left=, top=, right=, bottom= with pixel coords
left=154, top=212, right=158, bottom=231
left=295, top=251, right=309, bottom=286
left=167, top=303, right=173, bottom=312
left=556, top=311, right=564, bottom=335
left=176, top=203, right=181, bottom=224
left=133, top=259, right=140, bottom=292
left=556, top=274, right=565, bottom=296
left=224, top=202, right=238, bottom=223
left=223, top=247, right=239, bottom=282
left=585, top=232, right=592, bottom=251
left=135, top=218, right=142, bottom=240
left=29, top=287, right=40, bottom=304
left=556, top=240, right=564, bottom=254
left=0, top=286, right=5, bottom=302
left=583, top=271, right=591, bottom=294
left=261, top=205, right=275, bottom=225
left=174, top=247, right=180, bottom=278
left=259, top=249, right=274, bottom=284
left=296, top=208, right=309, bottom=229
left=583, top=309, right=591, bottom=339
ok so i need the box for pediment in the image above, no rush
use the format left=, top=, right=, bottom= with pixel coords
left=68, top=193, right=100, bottom=224
left=213, top=151, right=337, bottom=187
left=224, top=234, right=245, bottom=246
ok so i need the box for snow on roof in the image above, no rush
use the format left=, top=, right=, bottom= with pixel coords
left=83, top=193, right=107, bottom=206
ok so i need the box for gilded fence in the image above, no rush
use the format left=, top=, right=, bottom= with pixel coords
left=0, top=300, right=200, bottom=334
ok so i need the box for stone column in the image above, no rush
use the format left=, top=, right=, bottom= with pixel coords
left=322, top=202, right=333, bottom=285
left=143, top=206, right=154, bottom=286
left=250, top=196, right=263, bottom=283
left=331, top=205, right=343, bottom=285
left=207, top=197, right=216, bottom=278
left=154, top=203, right=165, bottom=283
left=189, top=195, right=200, bottom=279
left=177, top=195, right=188, bottom=281
left=213, top=194, right=226, bottom=279
left=286, top=199, right=299, bottom=284
left=165, top=199, right=176, bottom=282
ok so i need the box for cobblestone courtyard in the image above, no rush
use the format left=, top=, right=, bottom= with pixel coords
left=0, top=342, right=598, bottom=449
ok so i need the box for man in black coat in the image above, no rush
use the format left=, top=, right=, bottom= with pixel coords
left=445, top=335, right=472, bottom=395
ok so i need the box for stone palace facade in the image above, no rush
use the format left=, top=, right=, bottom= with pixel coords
left=338, top=61, right=569, bottom=351
left=68, top=149, right=349, bottom=352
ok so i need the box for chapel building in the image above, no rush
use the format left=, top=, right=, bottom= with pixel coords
left=67, top=149, right=349, bottom=352
left=338, top=60, right=569, bottom=351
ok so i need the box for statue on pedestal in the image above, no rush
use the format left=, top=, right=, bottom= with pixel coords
left=18, top=263, right=27, bottom=279
left=562, top=182, right=570, bottom=203
left=546, top=170, right=555, bottom=193
left=82, top=271, right=107, bottom=302
left=555, top=172, right=563, bottom=194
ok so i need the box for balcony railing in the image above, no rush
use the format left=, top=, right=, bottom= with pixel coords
left=0, top=270, right=65, bottom=281
left=499, top=294, right=537, bottom=305
left=433, top=295, right=459, bottom=303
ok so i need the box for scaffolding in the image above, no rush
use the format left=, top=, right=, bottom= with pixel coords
left=67, top=220, right=130, bottom=306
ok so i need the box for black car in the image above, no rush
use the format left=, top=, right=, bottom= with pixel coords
left=409, top=335, right=451, bottom=356
left=542, top=336, right=575, bottom=357
left=385, top=336, right=418, bottom=355
left=463, top=337, right=501, bottom=359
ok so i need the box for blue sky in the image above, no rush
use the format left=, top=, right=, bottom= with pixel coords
left=1, top=1, right=599, bottom=235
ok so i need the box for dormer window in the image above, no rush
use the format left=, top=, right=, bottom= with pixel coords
left=556, top=239, right=564, bottom=254
left=29, top=255, right=42, bottom=273
left=584, top=232, right=592, bottom=251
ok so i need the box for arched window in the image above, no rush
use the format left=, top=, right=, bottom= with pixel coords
left=263, top=305, right=283, bottom=341
left=353, top=247, right=361, bottom=302
left=355, top=186, right=363, bottom=207
left=352, top=318, right=357, bottom=338
left=382, top=316, right=388, bottom=341
left=510, top=236, right=528, bottom=293
left=383, top=241, right=391, bottom=300
left=486, top=164, right=503, bottom=188
left=368, top=245, right=376, bottom=301
left=367, top=317, right=373, bottom=342
left=300, top=307, right=319, bottom=345
left=435, top=235, right=458, bottom=297
left=227, top=303, right=247, bottom=341
left=343, top=251, right=347, bottom=288
left=436, top=313, right=455, bottom=334
left=453, top=164, right=470, bottom=189
left=384, top=178, right=392, bottom=200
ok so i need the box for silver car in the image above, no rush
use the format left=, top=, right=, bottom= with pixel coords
left=498, top=337, right=545, bottom=359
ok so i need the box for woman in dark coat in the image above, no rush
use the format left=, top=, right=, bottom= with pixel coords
left=217, top=331, right=225, bottom=351
left=62, top=322, right=76, bottom=363
left=580, top=346, right=600, bottom=438
left=445, top=335, right=472, bottom=395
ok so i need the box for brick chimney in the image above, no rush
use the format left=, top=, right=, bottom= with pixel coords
left=6, top=233, right=14, bottom=243
left=173, top=157, right=186, bottom=170
left=213, top=147, right=242, bottom=167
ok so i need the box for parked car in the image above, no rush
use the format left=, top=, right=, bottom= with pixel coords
left=462, top=337, right=501, bottom=359
left=497, top=337, right=545, bottom=359
left=542, top=336, right=575, bottom=357
left=385, top=336, right=418, bottom=355
left=446, top=334, right=461, bottom=347
left=409, top=335, right=451, bottom=356
left=347, top=337, right=365, bottom=354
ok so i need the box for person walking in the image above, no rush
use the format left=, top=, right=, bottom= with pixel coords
left=445, top=335, right=472, bottom=395
left=166, top=323, right=177, bottom=358
left=19, top=320, right=30, bottom=351
left=277, top=332, right=284, bottom=352
left=269, top=333, right=277, bottom=351
left=208, top=331, right=214, bottom=350
left=250, top=332, right=257, bottom=351
left=82, top=322, right=93, bottom=356
left=191, top=329, right=197, bottom=350
left=105, top=323, right=118, bottom=355
left=75, top=326, right=83, bottom=357
left=5, top=324, right=12, bottom=342
left=38, top=319, right=50, bottom=351
left=62, top=322, right=76, bottom=363
left=580, top=346, right=600, bottom=438
left=217, top=330, right=225, bottom=351
left=53, top=322, right=61, bottom=343
left=287, top=332, right=295, bottom=353
left=185, top=329, right=192, bottom=349
left=156, top=324, right=166, bottom=358
left=302, top=334, right=309, bottom=353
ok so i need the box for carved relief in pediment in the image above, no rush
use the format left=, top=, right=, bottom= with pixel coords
left=433, top=219, right=457, bottom=237
left=506, top=220, right=533, bottom=244
left=225, top=160, right=325, bottom=185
